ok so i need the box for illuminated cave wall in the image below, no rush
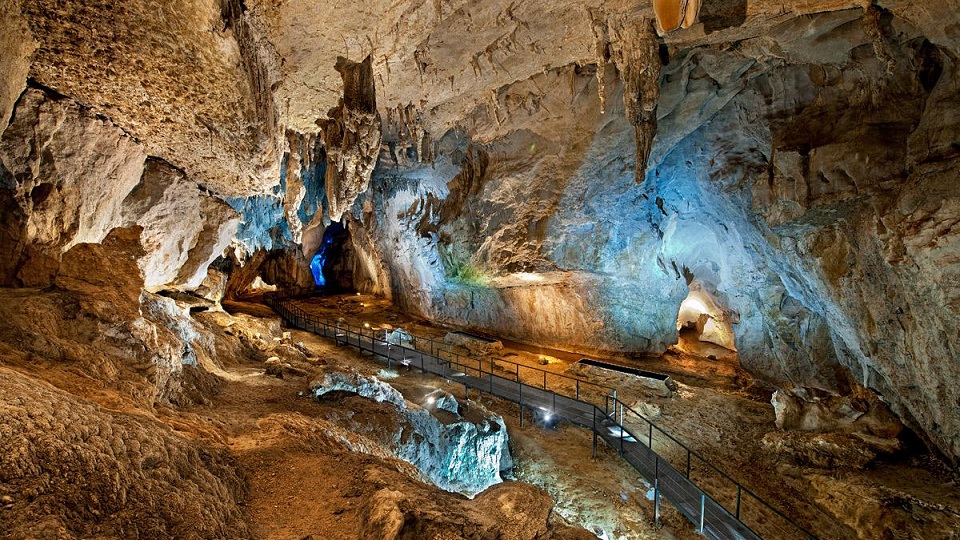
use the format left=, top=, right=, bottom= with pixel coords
left=347, top=11, right=960, bottom=464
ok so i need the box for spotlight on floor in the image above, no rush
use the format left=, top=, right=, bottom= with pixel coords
left=535, top=406, right=558, bottom=428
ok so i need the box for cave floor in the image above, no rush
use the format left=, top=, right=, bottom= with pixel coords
left=254, top=292, right=960, bottom=540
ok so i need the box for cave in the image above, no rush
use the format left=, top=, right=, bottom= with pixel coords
left=309, top=221, right=350, bottom=289
left=675, top=288, right=736, bottom=352
left=1, top=1, right=959, bottom=539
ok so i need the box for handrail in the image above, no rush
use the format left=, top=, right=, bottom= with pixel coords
left=607, top=395, right=817, bottom=539
left=263, top=290, right=817, bottom=540
left=267, top=290, right=618, bottom=408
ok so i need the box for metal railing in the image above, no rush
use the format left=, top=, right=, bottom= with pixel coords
left=263, top=290, right=817, bottom=540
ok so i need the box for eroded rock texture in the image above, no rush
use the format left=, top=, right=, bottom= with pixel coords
left=2, top=0, right=960, bottom=525
left=312, top=371, right=512, bottom=496
left=0, top=367, right=248, bottom=540
left=343, top=7, right=960, bottom=465
left=0, top=87, right=146, bottom=286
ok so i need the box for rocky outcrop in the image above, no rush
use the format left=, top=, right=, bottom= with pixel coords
left=0, top=86, right=146, bottom=286
left=359, top=482, right=595, bottom=540
left=0, top=1, right=33, bottom=134
left=122, top=158, right=240, bottom=291
left=312, top=371, right=512, bottom=496
left=0, top=366, right=249, bottom=540
left=343, top=7, right=960, bottom=465
left=16, top=0, right=282, bottom=195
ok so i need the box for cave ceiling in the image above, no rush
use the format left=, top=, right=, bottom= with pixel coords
left=8, top=0, right=958, bottom=197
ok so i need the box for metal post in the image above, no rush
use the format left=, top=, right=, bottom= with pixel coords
left=699, top=493, right=706, bottom=533
left=592, top=408, right=598, bottom=458
left=542, top=371, right=546, bottom=389
left=686, top=449, right=691, bottom=478
left=576, top=379, right=580, bottom=401
left=648, top=422, right=653, bottom=449
left=519, top=383, right=524, bottom=427
left=619, top=421, right=624, bottom=454
left=654, top=456, right=661, bottom=526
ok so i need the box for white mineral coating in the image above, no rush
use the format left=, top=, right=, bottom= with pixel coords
left=385, top=328, right=415, bottom=347
left=345, top=12, right=960, bottom=464
left=397, top=405, right=510, bottom=497
left=312, top=372, right=511, bottom=496
left=0, top=88, right=147, bottom=286
left=312, top=371, right=408, bottom=409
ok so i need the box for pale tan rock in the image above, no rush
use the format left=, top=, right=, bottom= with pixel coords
left=0, top=0, right=34, bottom=134
left=122, top=159, right=240, bottom=291
left=321, top=56, right=383, bottom=222
left=18, top=0, right=282, bottom=196
left=0, top=88, right=146, bottom=286
left=0, top=366, right=248, bottom=539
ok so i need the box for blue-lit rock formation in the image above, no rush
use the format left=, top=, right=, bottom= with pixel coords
left=342, top=10, right=960, bottom=464
left=312, top=371, right=512, bottom=496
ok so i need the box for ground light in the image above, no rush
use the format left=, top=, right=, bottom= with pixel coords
left=535, top=406, right=558, bottom=428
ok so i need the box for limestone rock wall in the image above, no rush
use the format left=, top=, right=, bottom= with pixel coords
left=346, top=8, right=960, bottom=464
left=16, top=0, right=283, bottom=195
left=0, top=87, right=147, bottom=287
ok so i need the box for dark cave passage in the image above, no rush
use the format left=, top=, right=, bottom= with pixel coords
left=310, top=221, right=350, bottom=288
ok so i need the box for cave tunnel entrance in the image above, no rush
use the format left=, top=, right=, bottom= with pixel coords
left=310, top=221, right=350, bottom=288
left=676, top=288, right=737, bottom=354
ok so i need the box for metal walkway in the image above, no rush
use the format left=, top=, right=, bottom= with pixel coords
left=264, top=291, right=816, bottom=540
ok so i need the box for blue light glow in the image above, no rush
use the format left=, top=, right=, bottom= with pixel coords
left=310, top=221, right=345, bottom=287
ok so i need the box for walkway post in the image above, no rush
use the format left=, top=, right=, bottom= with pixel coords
left=592, top=408, right=598, bottom=458
left=519, top=383, right=524, bottom=427
left=736, top=485, right=742, bottom=519
left=699, top=493, right=706, bottom=533
left=489, top=359, right=494, bottom=393
left=654, top=456, right=661, bottom=526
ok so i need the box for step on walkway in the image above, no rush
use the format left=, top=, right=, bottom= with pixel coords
left=265, top=292, right=816, bottom=540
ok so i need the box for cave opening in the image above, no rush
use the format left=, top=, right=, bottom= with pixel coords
left=675, top=288, right=737, bottom=354
left=309, top=221, right=350, bottom=288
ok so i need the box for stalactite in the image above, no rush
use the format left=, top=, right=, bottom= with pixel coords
left=319, top=56, right=382, bottom=221
left=609, top=18, right=662, bottom=183
left=652, top=0, right=701, bottom=33
left=589, top=13, right=608, bottom=114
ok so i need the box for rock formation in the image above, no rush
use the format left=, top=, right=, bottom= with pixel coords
left=2, top=0, right=960, bottom=536
left=312, top=371, right=512, bottom=496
